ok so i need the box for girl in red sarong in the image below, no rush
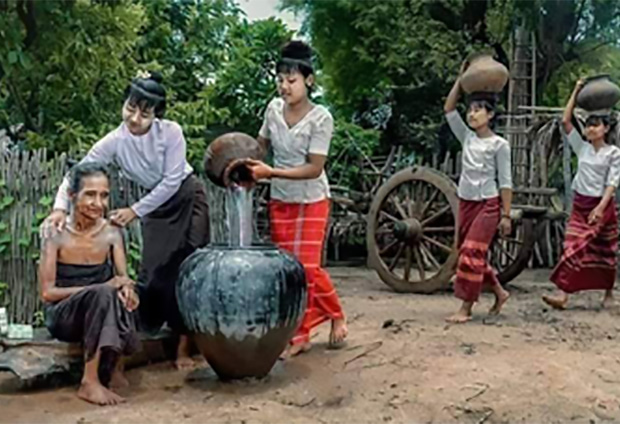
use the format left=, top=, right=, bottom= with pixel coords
left=443, top=62, right=513, bottom=323
left=543, top=79, right=620, bottom=310
left=247, top=41, right=348, bottom=357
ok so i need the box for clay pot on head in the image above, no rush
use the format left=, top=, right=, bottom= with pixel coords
left=176, top=244, right=307, bottom=380
left=204, top=132, right=264, bottom=187
left=576, top=75, right=620, bottom=112
left=460, top=54, right=509, bottom=94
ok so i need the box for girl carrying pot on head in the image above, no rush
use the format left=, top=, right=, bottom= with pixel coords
left=543, top=78, right=620, bottom=310
left=443, top=61, right=513, bottom=323
left=41, top=71, right=210, bottom=369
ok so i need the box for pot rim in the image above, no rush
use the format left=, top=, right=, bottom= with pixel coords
left=584, top=74, right=611, bottom=83
left=205, top=242, right=279, bottom=251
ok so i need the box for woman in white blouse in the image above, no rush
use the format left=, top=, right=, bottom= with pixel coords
left=443, top=62, right=513, bottom=324
left=247, top=41, right=348, bottom=357
left=41, top=72, right=210, bottom=369
left=543, top=79, right=620, bottom=310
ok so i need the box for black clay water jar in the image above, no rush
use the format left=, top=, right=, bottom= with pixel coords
left=176, top=244, right=306, bottom=380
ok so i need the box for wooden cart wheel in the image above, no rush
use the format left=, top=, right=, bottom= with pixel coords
left=490, top=217, right=536, bottom=285
left=367, top=166, right=459, bottom=293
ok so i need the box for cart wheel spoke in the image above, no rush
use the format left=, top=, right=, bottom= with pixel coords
left=421, top=204, right=451, bottom=226
left=423, top=235, right=453, bottom=254
left=389, top=243, right=405, bottom=271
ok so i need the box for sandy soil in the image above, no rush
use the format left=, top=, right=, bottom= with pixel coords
left=3, top=267, right=620, bottom=424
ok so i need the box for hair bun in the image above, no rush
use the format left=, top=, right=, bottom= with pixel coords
left=281, top=40, right=313, bottom=61
left=148, top=71, right=164, bottom=84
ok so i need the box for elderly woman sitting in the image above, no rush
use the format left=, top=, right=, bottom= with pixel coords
left=39, top=163, right=140, bottom=406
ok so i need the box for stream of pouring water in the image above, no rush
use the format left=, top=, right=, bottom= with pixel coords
left=226, top=184, right=253, bottom=247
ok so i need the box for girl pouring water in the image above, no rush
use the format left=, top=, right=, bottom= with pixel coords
left=246, top=41, right=348, bottom=357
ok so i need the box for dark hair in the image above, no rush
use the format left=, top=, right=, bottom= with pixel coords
left=276, top=40, right=314, bottom=79
left=123, top=71, right=166, bottom=118
left=69, top=163, right=110, bottom=194
left=467, top=91, right=498, bottom=113
left=468, top=99, right=496, bottom=114
left=585, top=114, right=610, bottom=128
left=467, top=96, right=498, bottom=129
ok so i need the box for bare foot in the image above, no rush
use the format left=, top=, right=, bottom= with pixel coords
left=489, top=289, right=510, bottom=316
left=446, top=301, right=473, bottom=324
left=109, top=369, right=129, bottom=389
left=175, top=356, right=196, bottom=371
left=542, top=294, right=568, bottom=310
left=77, top=381, right=125, bottom=406
left=280, top=342, right=312, bottom=359
left=175, top=335, right=196, bottom=370
left=328, top=318, right=348, bottom=349
left=445, top=310, right=472, bottom=324
left=603, top=292, right=616, bottom=309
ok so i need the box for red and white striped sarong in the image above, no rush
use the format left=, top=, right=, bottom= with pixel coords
left=269, top=199, right=345, bottom=345
left=454, top=197, right=501, bottom=302
left=551, top=193, right=617, bottom=293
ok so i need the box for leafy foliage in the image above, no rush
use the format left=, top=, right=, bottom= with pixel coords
left=0, top=0, right=291, bottom=172
left=282, top=0, right=620, bottom=155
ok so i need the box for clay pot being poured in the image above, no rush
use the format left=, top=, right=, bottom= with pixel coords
left=204, top=132, right=264, bottom=187
left=176, top=244, right=306, bottom=380
left=460, top=53, right=509, bottom=94
left=576, top=75, right=620, bottom=112
left=179, top=133, right=307, bottom=380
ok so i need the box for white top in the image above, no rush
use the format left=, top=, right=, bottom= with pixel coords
left=259, top=97, right=332, bottom=203
left=567, top=129, right=620, bottom=197
left=53, top=119, right=193, bottom=217
left=446, top=111, right=512, bottom=201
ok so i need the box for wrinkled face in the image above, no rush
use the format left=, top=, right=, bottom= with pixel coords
left=585, top=118, right=609, bottom=143
left=277, top=70, right=313, bottom=105
left=122, top=100, right=155, bottom=136
left=467, top=103, right=493, bottom=131
left=71, top=175, right=110, bottom=221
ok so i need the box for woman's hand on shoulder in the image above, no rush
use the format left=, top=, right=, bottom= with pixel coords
left=110, top=207, right=137, bottom=227
left=40, top=209, right=67, bottom=239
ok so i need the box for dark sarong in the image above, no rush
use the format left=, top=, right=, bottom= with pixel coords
left=137, top=175, right=209, bottom=333
left=45, top=262, right=140, bottom=360
left=454, top=197, right=501, bottom=302
left=550, top=193, right=617, bottom=293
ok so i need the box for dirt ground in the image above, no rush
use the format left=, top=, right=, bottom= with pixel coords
left=3, top=267, right=620, bottom=423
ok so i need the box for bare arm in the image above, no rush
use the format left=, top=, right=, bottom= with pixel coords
left=598, top=185, right=615, bottom=210
left=39, top=238, right=86, bottom=303
left=272, top=154, right=326, bottom=180
left=588, top=185, right=616, bottom=225
left=248, top=154, right=326, bottom=182
left=110, top=227, right=130, bottom=279
left=444, top=78, right=462, bottom=113
left=444, top=61, right=468, bottom=113
left=562, top=79, right=585, bottom=134
left=500, top=188, right=513, bottom=218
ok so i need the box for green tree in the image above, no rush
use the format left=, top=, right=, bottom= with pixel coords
left=0, top=0, right=143, bottom=152
left=282, top=0, right=620, bottom=155
left=0, top=0, right=294, bottom=172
